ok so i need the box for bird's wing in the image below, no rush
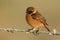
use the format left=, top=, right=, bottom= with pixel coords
left=31, top=13, right=51, bottom=32
left=31, top=13, right=48, bottom=25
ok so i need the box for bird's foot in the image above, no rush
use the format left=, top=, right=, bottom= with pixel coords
left=27, top=28, right=33, bottom=32
left=27, top=28, right=39, bottom=35
left=32, top=29, right=39, bottom=35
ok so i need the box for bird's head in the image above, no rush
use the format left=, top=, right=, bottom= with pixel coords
left=26, top=7, right=37, bottom=14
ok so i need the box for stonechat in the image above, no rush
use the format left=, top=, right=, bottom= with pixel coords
left=26, top=7, right=51, bottom=35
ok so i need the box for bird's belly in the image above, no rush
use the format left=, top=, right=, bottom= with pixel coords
left=26, top=15, right=43, bottom=28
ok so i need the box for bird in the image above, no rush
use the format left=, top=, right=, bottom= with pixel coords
left=26, top=7, right=51, bottom=35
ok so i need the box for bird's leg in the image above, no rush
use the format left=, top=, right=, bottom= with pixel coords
left=27, top=27, right=39, bottom=35
left=27, top=27, right=34, bottom=32
left=32, top=28, right=39, bottom=35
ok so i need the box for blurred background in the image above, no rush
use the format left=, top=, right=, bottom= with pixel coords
left=0, top=0, right=60, bottom=40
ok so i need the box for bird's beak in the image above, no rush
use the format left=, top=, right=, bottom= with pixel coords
left=26, top=11, right=28, bottom=13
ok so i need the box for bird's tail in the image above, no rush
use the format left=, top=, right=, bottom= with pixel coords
left=44, top=24, right=51, bottom=32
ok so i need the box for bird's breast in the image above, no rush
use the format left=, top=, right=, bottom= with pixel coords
left=26, top=14, right=43, bottom=28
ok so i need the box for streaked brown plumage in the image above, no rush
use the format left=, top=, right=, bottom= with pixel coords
left=26, top=7, right=50, bottom=34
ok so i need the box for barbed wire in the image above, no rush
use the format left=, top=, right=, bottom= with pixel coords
left=0, top=26, right=60, bottom=36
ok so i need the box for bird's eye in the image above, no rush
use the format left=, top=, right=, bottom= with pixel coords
left=28, top=11, right=33, bottom=13
left=26, top=11, right=33, bottom=14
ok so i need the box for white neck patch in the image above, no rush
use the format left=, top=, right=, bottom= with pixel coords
left=33, top=10, right=37, bottom=13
